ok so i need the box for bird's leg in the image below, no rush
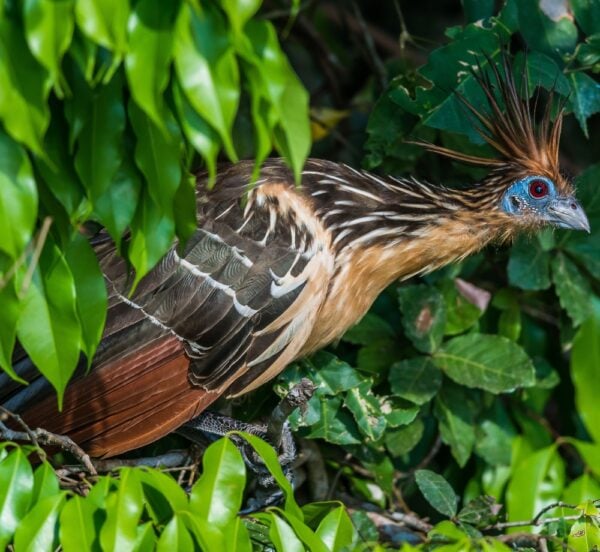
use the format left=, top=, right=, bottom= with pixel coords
left=178, top=378, right=316, bottom=510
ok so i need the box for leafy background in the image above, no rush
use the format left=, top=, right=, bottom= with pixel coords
left=1, top=0, right=600, bottom=550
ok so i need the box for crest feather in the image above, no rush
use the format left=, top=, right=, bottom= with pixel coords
left=414, top=53, right=565, bottom=181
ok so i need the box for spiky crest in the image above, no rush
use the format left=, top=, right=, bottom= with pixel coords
left=414, top=52, right=567, bottom=191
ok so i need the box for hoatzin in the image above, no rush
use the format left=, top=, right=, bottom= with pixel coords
left=1, top=60, right=590, bottom=463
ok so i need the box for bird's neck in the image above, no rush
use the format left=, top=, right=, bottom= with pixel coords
left=302, top=174, right=513, bottom=352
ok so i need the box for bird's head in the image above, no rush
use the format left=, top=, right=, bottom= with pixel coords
left=416, top=54, right=590, bottom=233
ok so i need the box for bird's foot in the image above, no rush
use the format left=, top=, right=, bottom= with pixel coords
left=178, top=378, right=316, bottom=511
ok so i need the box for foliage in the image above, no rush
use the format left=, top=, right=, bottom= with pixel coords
left=1, top=0, right=600, bottom=550
left=0, top=436, right=357, bottom=551
left=0, top=0, right=310, bottom=400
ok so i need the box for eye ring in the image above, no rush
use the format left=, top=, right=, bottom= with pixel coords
left=529, top=179, right=549, bottom=199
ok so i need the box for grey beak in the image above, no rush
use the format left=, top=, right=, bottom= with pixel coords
left=547, top=197, right=590, bottom=233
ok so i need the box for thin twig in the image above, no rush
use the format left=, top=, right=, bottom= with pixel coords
left=93, top=450, right=191, bottom=472
left=0, top=406, right=96, bottom=475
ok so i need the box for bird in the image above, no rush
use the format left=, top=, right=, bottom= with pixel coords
left=2, top=57, right=590, bottom=459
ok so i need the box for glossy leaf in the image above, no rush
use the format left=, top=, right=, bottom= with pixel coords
left=0, top=129, right=38, bottom=258
left=315, top=506, right=355, bottom=551
left=125, top=0, right=180, bottom=129
left=128, top=99, right=182, bottom=220
left=222, top=0, right=261, bottom=35
left=138, top=468, right=188, bottom=526
left=16, top=243, right=82, bottom=404
left=415, top=469, right=458, bottom=518
left=174, top=2, right=239, bottom=161
left=571, top=0, right=600, bottom=35
left=74, top=72, right=125, bottom=204
left=190, top=437, right=246, bottom=528
left=13, top=493, right=66, bottom=552
left=32, top=462, right=59, bottom=504
left=571, top=301, right=600, bottom=442
left=0, top=280, right=23, bottom=381
left=223, top=517, right=252, bottom=552
left=0, top=448, right=34, bottom=550
left=23, top=0, right=74, bottom=91
left=75, top=0, right=128, bottom=55
left=64, top=234, right=107, bottom=363
left=233, top=432, right=303, bottom=520
left=0, top=18, right=51, bottom=155
left=99, top=468, right=144, bottom=552
left=156, top=514, right=194, bottom=552
left=506, top=444, right=565, bottom=524
left=434, top=334, right=535, bottom=393
left=342, top=313, right=395, bottom=346
left=59, top=495, right=96, bottom=552
left=269, top=513, right=304, bottom=552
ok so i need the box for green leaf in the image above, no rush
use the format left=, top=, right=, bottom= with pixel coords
left=190, top=437, right=246, bottom=528
left=299, top=353, right=363, bottom=395
left=269, top=513, right=304, bottom=552
left=563, top=473, right=600, bottom=505
left=133, top=522, right=156, bottom=552
left=223, top=517, right=252, bottom=552
left=74, top=72, right=125, bottom=203
left=172, top=78, right=220, bottom=185
left=222, top=0, right=261, bottom=35
left=551, top=253, right=593, bottom=326
left=179, top=510, right=226, bottom=551
left=23, top=0, right=74, bottom=92
left=506, top=444, right=565, bottom=525
left=513, top=50, right=570, bottom=96
left=0, top=280, right=24, bottom=381
left=233, top=432, right=303, bottom=520
left=174, top=2, right=239, bottom=161
left=433, top=383, right=477, bottom=467
left=94, top=157, right=142, bottom=249
left=64, top=234, right=107, bottom=363
left=74, top=0, right=128, bottom=55
left=434, top=334, right=535, bottom=393
left=571, top=0, right=600, bottom=37
left=398, top=284, right=446, bottom=353
left=156, top=514, right=194, bottom=552
left=125, top=0, right=180, bottom=129
left=415, top=469, right=458, bottom=518
left=128, top=189, right=175, bottom=286
left=569, top=72, right=600, bottom=137
left=389, top=357, right=442, bottom=405
left=14, top=493, right=66, bottom=552
left=0, top=18, right=51, bottom=155
left=273, top=508, right=329, bottom=552
left=59, top=495, right=96, bottom=552
left=305, top=396, right=362, bottom=446
left=462, top=0, right=495, bottom=22
left=571, top=301, right=600, bottom=442
left=385, top=417, right=424, bottom=457
left=342, top=313, right=394, bottom=346
left=0, top=129, right=38, bottom=258
left=343, top=381, right=386, bottom=441
left=0, top=448, right=34, bottom=550
left=315, top=506, right=355, bottom=552
left=516, top=0, right=577, bottom=56
left=569, top=517, right=600, bottom=552
left=17, top=243, right=82, bottom=405
left=356, top=338, right=403, bottom=375
left=128, top=99, right=182, bottom=220
left=244, top=20, right=310, bottom=182
left=439, top=279, right=483, bottom=335
left=138, top=468, right=188, bottom=526
left=32, top=462, right=59, bottom=504
left=99, top=468, right=144, bottom=552
left=508, top=236, right=551, bottom=291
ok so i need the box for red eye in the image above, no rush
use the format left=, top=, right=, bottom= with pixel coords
left=529, top=180, right=549, bottom=199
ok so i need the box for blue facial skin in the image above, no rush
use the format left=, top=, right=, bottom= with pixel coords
left=501, top=175, right=555, bottom=217
left=500, top=174, right=590, bottom=232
